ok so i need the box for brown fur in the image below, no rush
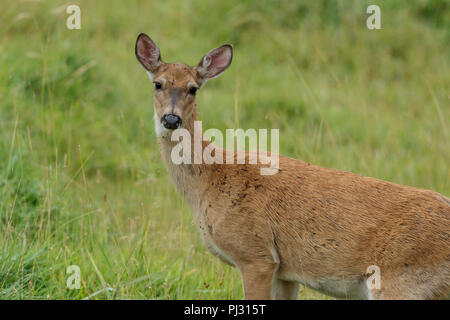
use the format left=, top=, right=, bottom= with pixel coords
left=135, top=34, right=450, bottom=300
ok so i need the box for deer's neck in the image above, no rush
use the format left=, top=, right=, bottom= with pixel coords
left=155, top=109, right=206, bottom=206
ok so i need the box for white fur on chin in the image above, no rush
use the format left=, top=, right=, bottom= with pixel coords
left=154, top=112, right=171, bottom=138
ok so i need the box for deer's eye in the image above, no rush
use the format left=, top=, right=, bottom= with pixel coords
left=188, top=87, right=198, bottom=95
left=154, top=82, right=162, bottom=90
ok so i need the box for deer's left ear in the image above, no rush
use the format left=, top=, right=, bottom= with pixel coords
left=196, top=44, right=233, bottom=85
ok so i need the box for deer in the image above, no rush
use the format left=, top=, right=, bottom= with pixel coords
left=135, top=33, right=450, bottom=300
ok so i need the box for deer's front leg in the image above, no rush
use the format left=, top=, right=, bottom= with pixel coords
left=239, top=261, right=279, bottom=300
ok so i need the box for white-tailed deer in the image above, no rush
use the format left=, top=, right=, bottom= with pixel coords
left=135, top=33, right=450, bottom=300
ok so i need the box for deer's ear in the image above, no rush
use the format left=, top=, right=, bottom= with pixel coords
left=196, top=44, right=233, bottom=85
left=135, top=33, right=162, bottom=78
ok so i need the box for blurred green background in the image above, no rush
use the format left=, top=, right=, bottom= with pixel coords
left=0, top=0, right=448, bottom=299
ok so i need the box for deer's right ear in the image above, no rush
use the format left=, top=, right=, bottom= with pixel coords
left=135, top=33, right=162, bottom=79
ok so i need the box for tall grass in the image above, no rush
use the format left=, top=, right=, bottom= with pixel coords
left=0, top=0, right=448, bottom=299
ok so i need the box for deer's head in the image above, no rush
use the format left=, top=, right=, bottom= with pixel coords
left=135, top=33, right=233, bottom=134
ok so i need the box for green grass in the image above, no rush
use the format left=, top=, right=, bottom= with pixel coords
left=0, top=0, right=449, bottom=299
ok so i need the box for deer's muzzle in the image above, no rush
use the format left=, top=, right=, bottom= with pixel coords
left=162, top=114, right=182, bottom=129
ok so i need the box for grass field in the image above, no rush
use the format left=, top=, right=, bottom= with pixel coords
left=0, top=0, right=449, bottom=299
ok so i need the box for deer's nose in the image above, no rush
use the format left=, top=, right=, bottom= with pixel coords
left=162, top=114, right=182, bottom=129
